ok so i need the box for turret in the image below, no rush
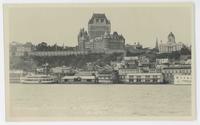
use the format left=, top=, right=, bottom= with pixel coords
left=168, top=32, right=175, bottom=43
left=78, top=28, right=89, bottom=51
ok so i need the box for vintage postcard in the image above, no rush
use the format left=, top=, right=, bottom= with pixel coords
left=4, top=3, right=195, bottom=121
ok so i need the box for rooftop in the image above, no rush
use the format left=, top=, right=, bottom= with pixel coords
left=88, top=13, right=110, bottom=24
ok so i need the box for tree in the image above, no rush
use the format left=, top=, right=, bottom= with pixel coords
left=180, top=45, right=191, bottom=55
left=36, top=42, right=48, bottom=51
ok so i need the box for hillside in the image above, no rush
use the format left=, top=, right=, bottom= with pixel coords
left=10, top=53, right=124, bottom=71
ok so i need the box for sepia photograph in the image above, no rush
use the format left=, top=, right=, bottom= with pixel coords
left=3, top=3, right=195, bottom=121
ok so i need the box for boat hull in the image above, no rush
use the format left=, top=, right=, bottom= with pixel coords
left=20, top=74, right=57, bottom=84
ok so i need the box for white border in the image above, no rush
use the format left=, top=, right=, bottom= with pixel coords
left=0, top=0, right=199, bottom=125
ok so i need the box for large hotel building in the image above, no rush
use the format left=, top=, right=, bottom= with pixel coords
left=78, top=13, right=125, bottom=53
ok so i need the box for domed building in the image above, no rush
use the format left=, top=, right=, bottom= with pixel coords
left=78, top=13, right=125, bottom=54
left=158, top=32, right=183, bottom=53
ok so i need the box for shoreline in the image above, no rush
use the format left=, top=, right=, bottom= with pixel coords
left=10, top=83, right=191, bottom=85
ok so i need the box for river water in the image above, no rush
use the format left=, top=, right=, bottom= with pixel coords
left=8, top=84, right=192, bottom=120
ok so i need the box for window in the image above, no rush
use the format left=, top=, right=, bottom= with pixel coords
left=74, top=77, right=81, bottom=81
left=129, top=75, right=134, bottom=78
left=145, top=75, right=150, bottom=78
left=129, top=79, right=134, bottom=83
left=153, top=75, right=157, bottom=78
left=146, top=79, right=150, bottom=83
left=101, top=19, right=104, bottom=22
left=153, top=78, right=158, bottom=83
left=96, top=19, right=99, bottom=22
left=136, top=79, right=141, bottom=82
left=86, top=79, right=92, bottom=82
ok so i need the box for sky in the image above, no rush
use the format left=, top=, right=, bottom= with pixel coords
left=6, top=4, right=193, bottom=48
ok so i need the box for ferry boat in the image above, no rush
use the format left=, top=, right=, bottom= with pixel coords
left=20, top=74, right=57, bottom=84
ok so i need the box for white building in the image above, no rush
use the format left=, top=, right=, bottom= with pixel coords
left=174, top=74, right=192, bottom=85
left=97, top=74, right=113, bottom=83
left=51, top=66, right=72, bottom=74
left=158, top=32, right=183, bottom=53
left=118, top=68, right=140, bottom=75
left=122, top=56, right=138, bottom=68
left=126, top=73, right=163, bottom=84
left=156, top=58, right=171, bottom=64
left=125, top=42, right=143, bottom=49
left=110, top=61, right=124, bottom=70
left=162, top=66, right=191, bottom=83
left=138, top=56, right=150, bottom=66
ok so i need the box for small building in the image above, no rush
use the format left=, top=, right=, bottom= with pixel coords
left=118, top=68, right=141, bottom=83
left=110, top=61, right=124, bottom=70
left=156, top=64, right=169, bottom=70
left=138, top=56, right=150, bottom=66
left=125, top=42, right=143, bottom=50
left=61, top=75, right=96, bottom=83
left=174, top=75, right=192, bottom=85
left=122, top=56, right=138, bottom=68
left=51, top=66, right=73, bottom=74
left=118, top=68, right=140, bottom=75
left=126, top=73, right=163, bottom=84
left=97, top=74, right=113, bottom=83
left=156, top=58, right=171, bottom=65
left=75, top=71, right=97, bottom=76
left=162, top=66, right=191, bottom=83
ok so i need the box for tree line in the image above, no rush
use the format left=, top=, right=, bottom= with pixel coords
left=35, top=42, right=76, bottom=51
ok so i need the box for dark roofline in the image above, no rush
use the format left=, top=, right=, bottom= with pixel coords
left=88, top=13, right=111, bottom=24
left=163, top=66, right=191, bottom=69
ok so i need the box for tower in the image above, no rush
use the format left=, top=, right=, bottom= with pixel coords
left=155, top=37, right=159, bottom=50
left=78, top=28, right=89, bottom=51
left=168, top=32, right=175, bottom=43
left=88, top=13, right=111, bottom=39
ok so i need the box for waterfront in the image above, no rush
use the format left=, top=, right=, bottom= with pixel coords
left=8, top=84, right=192, bottom=119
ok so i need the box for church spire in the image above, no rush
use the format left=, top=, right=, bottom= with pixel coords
left=155, top=37, right=159, bottom=49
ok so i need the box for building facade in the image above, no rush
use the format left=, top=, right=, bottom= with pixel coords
left=61, top=75, right=96, bottom=83
left=78, top=13, right=125, bottom=54
left=174, top=74, right=192, bottom=85
left=88, top=13, right=111, bottom=39
left=162, top=66, right=191, bottom=83
left=158, top=32, right=183, bottom=53
left=156, top=58, right=171, bottom=65
left=126, top=73, right=163, bottom=84
left=97, top=74, right=113, bottom=83
left=78, top=28, right=89, bottom=51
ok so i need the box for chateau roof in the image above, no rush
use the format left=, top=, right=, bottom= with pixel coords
left=88, top=13, right=110, bottom=24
